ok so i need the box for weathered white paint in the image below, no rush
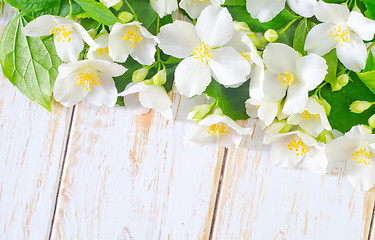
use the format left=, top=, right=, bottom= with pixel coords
left=0, top=4, right=72, bottom=239
left=212, top=119, right=375, bottom=240
left=51, top=94, right=225, bottom=240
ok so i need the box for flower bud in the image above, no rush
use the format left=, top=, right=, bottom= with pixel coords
left=349, top=100, right=373, bottom=114
left=188, top=104, right=214, bottom=120
left=87, top=29, right=97, bottom=39
left=132, top=67, right=149, bottom=82
left=264, top=29, right=278, bottom=43
left=318, top=130, right=334, bottom=144
left=151, top=69, right=167, bottom=86
left=233, top=21, right=251, bottom=33
left=368, top=113, right=375, bottom=129
left=332, top=74, right=349, bottom=91
left=118, top=11, right=133, bottom=23
left=247, top=32, right=266, bottom=48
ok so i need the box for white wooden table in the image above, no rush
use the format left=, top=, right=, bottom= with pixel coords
left=1, top=5, right=375, bottom=240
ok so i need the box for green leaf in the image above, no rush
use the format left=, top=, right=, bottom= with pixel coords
left=73, top=0, right=119, bottom=25
left=293, top=18, right=315, bottom=55
left=364, top=51, right=375, bottom=72
left=223, top=0, right=246, bottom=6
left=4, top=0, right=60, bottom=12
left=122, top=0, right=157, bottom=29
left=0, top=15, right=62, bottom=111
left=321, top=73, right=375, bottom=133
left=322, top=0, right=346, bottom=3
left=276, top=20, right=298, bottom=46
left=362, top=0, right=375, bottom=20
left=322, top=49, right=338, bottom=85
left=227, top=6, right=299, bottom=32
left=357, top=70, right=375, bottom=95
left=59, top=0, right=84, bottom=17
left=204, top=80, right=250, bottom=120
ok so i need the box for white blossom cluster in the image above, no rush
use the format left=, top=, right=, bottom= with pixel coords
left=21, top=0, right=375, bottom=191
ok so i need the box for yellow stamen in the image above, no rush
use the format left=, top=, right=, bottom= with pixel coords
left=329, top=25, right=350, bottom=47
left=352, top=146, right=371, bottom=165
left=76, top=70, right=100, bottom=92
left=49, top=25, right=72, bottom=43
left=206, top=123, right=229, bottom=138
left=288, top=138, right=309, bottom=157
left=97, top=46, right=109, bottom=56
left=122, top=27, right=143, bottom=49
left=193, top=41, right=213, bottom=65
left=278, top=72, right=294, bottom=87
left=302, top=110, right=320, bottom=121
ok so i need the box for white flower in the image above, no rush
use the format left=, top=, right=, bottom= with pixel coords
left=108, top=22, right=157, bottom=65
left=246, top=0, right=316, bottom=23
left=179, top=0, right=224, bottom=19
left=287, top=97, right=331, bottom=137
left=54, top=60, right=126, bottom=107
left=188, top=112, right=253, bottom=148
left=226, top=24, right=265, bottom=92
left=99, top=0, right=121, bottom=8
left=158, top=5, right=250, bottom=97
left=264, top=130, right=328, bottom=174
left=326, top=125, right=375, bottom=191
left=262, top=43, right=327, bottom=115
left=150, top=0, right=178, bottom=17
left=245, top=98, right=279, bottom=128
left=118, top=82, right=173, bottom=120
left=23, top=15, right=98, bottom=62
left=87, top=30, right=112, bottom=62
left=305, top=1, right=375, bottom=72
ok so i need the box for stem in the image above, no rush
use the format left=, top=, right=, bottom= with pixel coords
left=156, top=17, right=162, bottom=71
left=368, top=42, right=375, bottom=51
left=68, top=0, right=73, bottom=18
left=124, top=0, right=137, bottom=20
left=314, top=81, right=328, bottom=96
left=278, top=18, right=299, bottom=35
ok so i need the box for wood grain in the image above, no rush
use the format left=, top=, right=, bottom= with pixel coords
left=50, top=94, right=225, bottom=239
left=211, top=119, right=375, bottom=240
left=0, top=4, right=73, bottom=239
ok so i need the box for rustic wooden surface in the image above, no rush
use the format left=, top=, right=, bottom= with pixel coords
left=1, top=4, right=375, bottom=240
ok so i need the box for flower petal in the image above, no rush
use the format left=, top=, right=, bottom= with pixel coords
left=336, top=32, right=367, bottom=72
left=295, top=53, right=327, bottom=90
left=249, top=65, right=265, bottom=100
left=263, top=43, right=299, bottom=74
left=54, top=30, right=84, bottom=62
left=88, top=60, right=127, bottom=77
left=263, top=70, right=287, bottom=101
left=53, top=68, right=87, bottom=107
left=139, top=85, right=172, bottom=111
left=22, top=15, right=61, bottom=37
left=158, top=20, right=200, bottom=58
left=130, top=37, right=157, bottom=65
left=325, top=136, right=357, bottom=163
left=346, top=154, right=375, bottom=191
left=195, top=5, right=234, bottom=47
left=108, top=23, right=131, bottom=62
left=304, top=23, right=336, bottom=56
left=179, top=0, right=212, bottom=19
left=123, top=92, right=151, bottom=115
left=347, top=11, right=375, bottom=41
left=287, top=0, right=315, bottom=18
left=188, top=125, right=215, bottom=145
left=150, top=0, right=178, bottom=17
left=86, top=73, right=118, bottom=107
left=283, top=81, right=308, bottom=115
left=72, top=22, right=98, bottom=50
left=174, top=56, right=211, bottom=97
left=269, top=134, right=303, bottom=168
left=209, top=47, right=250, bottom=86
left=314, top=1, right=349, bottom=25
left=246, top=0, right=286, bottom=22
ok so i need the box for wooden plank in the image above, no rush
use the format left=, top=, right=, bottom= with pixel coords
left=211, top=119, right=375, bottom=240
left=0, top=5, right=73, bottom=239
left=50, top=94, right=225, bottom=239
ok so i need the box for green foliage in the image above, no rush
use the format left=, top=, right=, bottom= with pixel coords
left=59, top=0, right=84, bottom=17
left=204, top=80, right=249, bottom=120
left=357, top=53, right=375, bottom=95
left=362, top=0, right=375, bottom=20
left=322, top=49, right=339, bottom=85
left=321, top=73, right=375, bottom=133
left=223, top=0, right=246, bottom=6
left=293, top=18, right=315, bottom=55
left=4, top=0, right=60, bottom=13
left=121, top=0, right=158, bottom=29
left=227, top=6, right=299, bottom=32
left=73, top=0, right=119, bottom=25
left=0, top=15, right=61, bottom=111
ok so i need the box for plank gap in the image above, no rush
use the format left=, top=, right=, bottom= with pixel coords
left=368, top=199, right=375, bottom=240
left=208, top=147, right=229, bottom=240
left=47, top=106, right=76, bottom=240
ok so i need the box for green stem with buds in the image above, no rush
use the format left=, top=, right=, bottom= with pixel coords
left=124, top=0, right=137, bottom=21
left=278, top=18, right=299, bottom=35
